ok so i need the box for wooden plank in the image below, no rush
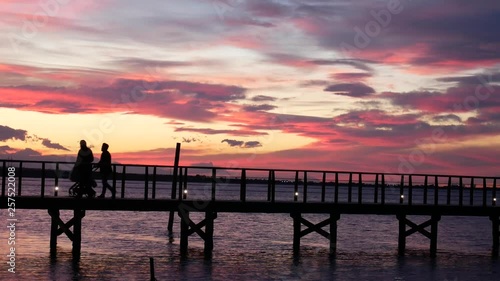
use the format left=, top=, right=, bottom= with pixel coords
left=348, top=173, right=352, bottom=203
left=121, top=166, right=126, bottom=199
left=400, top=175, right=404, bottom=204
left=303, top=171, right=307, bottom=203
left=299, top=217, right=331, bottom=238
left=470, top=177, right=474, bottom=206
left=240, top=169, right=246, bottom=202
left=397, top=214, right=406, bottom=256
left=483, top=177, right=487, bottom=207
left=408, top=175, right=413, bottom=206
left=294, top=171, right=299, bottom=202
left=358, top=173, right=362, bottom=204
left=41, top=162, right=45, bottom=198
left=152, top=166, right=157, bottom=199
left=292, top=213, right=301, bottom=256
left=381, top=174, right=386, bottom=205
left=423, top=175, right=428, bottom=205
left=211, top=168, right=216, bottom=201
left=459, top=177, right=463, bottom=207
left=321, top=172, right=326, bottom=203
left=334, top=173, right=339, bottom=204
left=447, top=176, right=452, bottom=205
left=434, top=176, right=439, bottom=206
left=430, top=214, right=441, bottom=257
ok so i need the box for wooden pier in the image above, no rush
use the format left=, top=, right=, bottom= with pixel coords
left=1, top=154, right=499, bottom=259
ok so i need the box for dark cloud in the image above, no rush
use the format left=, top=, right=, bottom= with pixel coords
left=221, top=139, right=244, bottom=147
left=242, top=104, right=277, bottom=112
left=381, top=84, right=500, bottom=113
left=41, top=138, right=70, bottom=151
left=250, top=95, right=277, bottom=102
left=332, top=72, right=372, bottom=81
left=294, top=0, right=500, bottom=68
left=0, top=125, right=27, bottom=141
left=221, top=139, right=262, bottom=148
left=243, top=141, right=262, bottom=148
left=437, top=72, right=500, bottom=85
left=0, top=78, right=247, bottom=122
left=324, top=82, right=375, bottom=97
left=307, top=59, right=374, bottom=72
left=432, top=114, right=462, bottom=123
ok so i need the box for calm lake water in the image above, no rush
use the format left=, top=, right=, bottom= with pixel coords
left=1, top=179, right=499, bottom=280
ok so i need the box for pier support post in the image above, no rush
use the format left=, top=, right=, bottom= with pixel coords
left=291, top=212, right=301, bottom=256
left=490, top=214, right=500, bottom=257
left=329, top=213, right=340, bottom=256
left=179, top=210, right=189, bottom=257
left=48, top=209, right=86, bottom=256
left=397, top=214, right=441, bottom=257
left=72, top=210, right=85, bottom=256
left=49, top=209, right=59, bottom=254
left=290, top=212, right=340, bottom=256
left=178, top=209, right=218, bottom=258
left=204, top=211, right=216, bottom=258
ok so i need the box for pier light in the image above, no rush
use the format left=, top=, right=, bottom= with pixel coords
left=184, top=189, right=188, bottom=194
left=400, top=194, right=404, bottom=198
left=294, top=192, right=299, bottom=196
left=54, top=186, right=59, bottom=197
left=494, top=198, right=497, bottom=202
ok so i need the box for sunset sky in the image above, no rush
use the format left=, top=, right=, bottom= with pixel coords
left=1, top=0, right=500, bottom=176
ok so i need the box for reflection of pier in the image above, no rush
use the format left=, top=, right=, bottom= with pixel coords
left=1, top=145, right=499, bottom=258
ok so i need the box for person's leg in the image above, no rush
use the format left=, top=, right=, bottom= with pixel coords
left=99, top=175, right=107, bottom=198
left=103, top=173, right=115, bottom=198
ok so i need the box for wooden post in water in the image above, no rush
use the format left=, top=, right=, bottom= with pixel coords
left=168, top=143, right=181, bottom=243
left=397, top=214, right=406, bottom=255
left=430, top=214, right=441, bottom=257
left=329, top=213, right=340, bottom=256
left=397, top=213, right=441, bottom=257
left=49, top=209, right=59, bottom=254
left=321, top=172, right=326, bottom=203
left=291, top=212, right=301, bottom=256
left=358, top=173, right=362, bottom=204
left=72, top=209, right=85, bottom=256
left=240, top=169, right=246, bottom=202
left=348, top=173, right=353, bottom=203
left=150, top=257, right=156, bottom=281
left=204, top=212, right=217, bottom=259
left=490, top=215, right=500, bottom=257
left=399, top=175, right=404, bottom=204
left=179, top=210, right=189, bottom=257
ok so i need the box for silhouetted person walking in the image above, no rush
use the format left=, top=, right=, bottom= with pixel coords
left=75, top=140, right=95, bottom=198
left=97, top=143, right=115, bottom=198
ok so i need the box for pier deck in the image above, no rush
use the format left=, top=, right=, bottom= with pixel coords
left=1, top=155, right=499, bottom=258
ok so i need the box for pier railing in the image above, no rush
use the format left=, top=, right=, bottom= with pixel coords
left=1, top=159, right=499, bottom=207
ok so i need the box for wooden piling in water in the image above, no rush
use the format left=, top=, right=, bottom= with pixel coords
left=397, top=213, right=441, bottom=257
left=49, top=209, right=59, bottom=254
left=490, top=215, right=499, bottom=257
left=149, top=257, right=156, bottom=281
left=291, top=212, right=340, bottom=256
left=168, top=143, right=181, bottom=242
